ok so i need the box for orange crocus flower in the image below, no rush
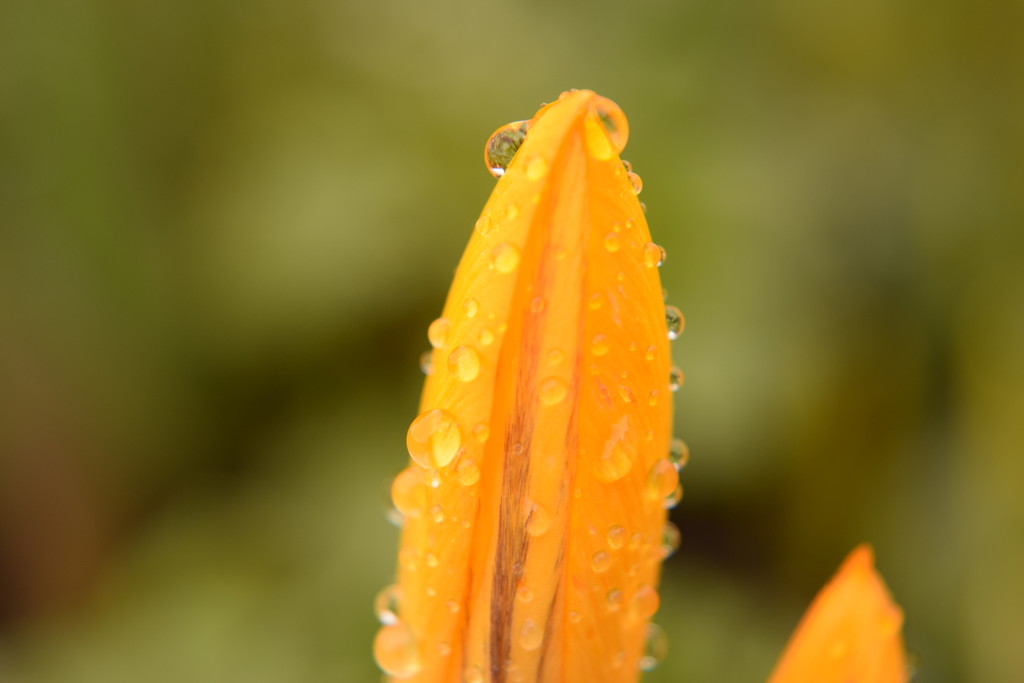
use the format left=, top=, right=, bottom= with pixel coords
left=374, top=91, right=910, bottom=683
left=374, top=90, right=680, bottom=683
left=770, top=544, right=910, bottom=683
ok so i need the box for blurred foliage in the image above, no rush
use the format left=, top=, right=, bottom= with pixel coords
left=1, top=0, right=1022, bottom=681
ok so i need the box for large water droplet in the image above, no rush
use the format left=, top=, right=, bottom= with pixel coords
left=519, top=618, right=543, bottom=651
left=539, top=376, right=568, bottom=406
left=669, top=438, right=690, bottom=470
left=661, top=521, right=681, bottom=559
left=669, top=367, right=684, bottom=392
left=463, top=298, right=480, bottom=318
left=643, top=242, right=666, bottom=268
left=585, top=96, right=629, bottom=159
left=429, top=504, right=445, bottom=523
left=373, top=622, right=421, bottom=678
left=490, top=242, right=521, bottom=273
left=419, top=350, right=433, bottom=375
left=646, top=459, right=680, bottom=502
left=607, top=525, right=626, bottom=550
left=638, top=623, right=668, bottom=671
left=475, top=214, right=496, bottom=236
left=631, top=585, right=660, bottom=620
left=374, top=584, right=402, bottom=625
left=407, top=409, right=462, bottom=469
left=448, top=345, right=481, bottom=382
left=664, top=483, right=683, bottom=509
left=484, top=121, right=529, bottom=178
left=626, top=171, right=643, bottom=195
left=391, top=467, right=425, bottom=518
left=427, top=317, right=450, bottom=349
left=478, top=327, right=495, bottom=346
left=592, top=550, right=611, bottom=573
left=596, top=442, right=633, bottom=483
left=604, top=232, right=621, bottom=252
left=665, top=306, right=684, bottom=339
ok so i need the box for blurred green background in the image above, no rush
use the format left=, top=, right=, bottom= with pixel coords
left=1, top=0, right=1021, bottom=681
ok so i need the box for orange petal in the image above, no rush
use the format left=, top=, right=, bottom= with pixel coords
left=375, top=90, right=678, bottom=682
left=769, top=545, right=909, bottom=683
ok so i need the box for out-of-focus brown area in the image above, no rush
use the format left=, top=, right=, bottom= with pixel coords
left=0, top=0, right=1021, bottom=681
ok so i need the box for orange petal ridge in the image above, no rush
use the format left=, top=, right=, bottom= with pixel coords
left=769, top=545, right=909, bottom=683
left=375, top=90, right=678, bottom=682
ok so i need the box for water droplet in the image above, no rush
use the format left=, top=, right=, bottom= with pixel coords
left=664, top=483, right=683, bottom=509
left=374, top=584, right=402, bottom=625
left=464, top=665, right=485, bottom=683
left=629, top=531, right=643, bottom=550
left=592, top=550, right=611, bottom=573
left=475, top=214, right=496, bottom=236
left=631, top=585, right=660, bottom=620
left=621, top=159, right=633, bottom=172
left=373, top=622, right=421, bottom=678
left=490, top=242, right=521, bottom=273
left=648, top=390, right=659, bottom=406
left=391, top=467, right=425, bottom=518
left=592, top=97, right=629, bottom=156
left=669, top=438, right=690, bottom=470
left=407, top=409, right=462, bottom=469
left=644, top=345, right=657, bottom=361
left=604, top=232, right=621, bottom=252
left=529, top=295, right=545, bottom=313
left=473, top=423, right=490, bottom=443
left=484, top=121, right=529, bottom=178
left=427, top=317, right=450, bottom=349
left=591, top=334, right=610, bottom=356
left=478, top=327, right=495, bottom=345
left=626, top=171, right=643, bottom=194
left=669, top=367, right=684, bottom=392
left=643, top=242, right=666, bottom=268
left=568, top=610, right=582, bottom=624
left=463, top=298, right=480, bottom=318
left=606, top=588, right=624, bottom=612
left=526, top=501, right=552, bottom=537
left=526, top=156, right=548, bottom=181
left=539, top=376, right=568, bottom=406
left=617, top=385, right=635, bottom=403
left=638, top=623, right=668, bottom=671
left=596, top=442, right=633, bottom=483
left=419, top=350, right=433, bottom=375
left=587, top=292, right=605, bottom=310
left=455, top=457, right=480, bottom=486
left=640, top=201, right=648, bottom=213
left=516, top=585, right=534, bottom=603
left=425, top=552, right=440, bottom=567
left=607, top=525, right=626, bottom=549
left=646, top=459, right=680, bottom=503
left=429, top=504, right=445, bottom=523
left=519, top=618, right=543, bottom=651
left=661, top=521, right=681, bottom=559
left=506, top=203, right=520, bottom=220
left=547, top=348, right=565, bottom=365
left=665, top=306, right=684, bottom=339
left=448, top=345, right=481, bottom=382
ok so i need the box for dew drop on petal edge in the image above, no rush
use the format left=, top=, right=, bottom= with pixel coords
left=484, top=120, right=529, bottom=178
left=643, top=242, right=666, bottom=268
left=373, top=621, right=421, bottom=678
left=665, top=305, right=684, bottom=339
left=406, top=409, right=462, bottom=469
left=639, top=623, right=668, bottom=671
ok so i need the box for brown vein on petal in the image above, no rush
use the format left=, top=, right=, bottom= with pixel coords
left=489, top=293, right=544, bottom=682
